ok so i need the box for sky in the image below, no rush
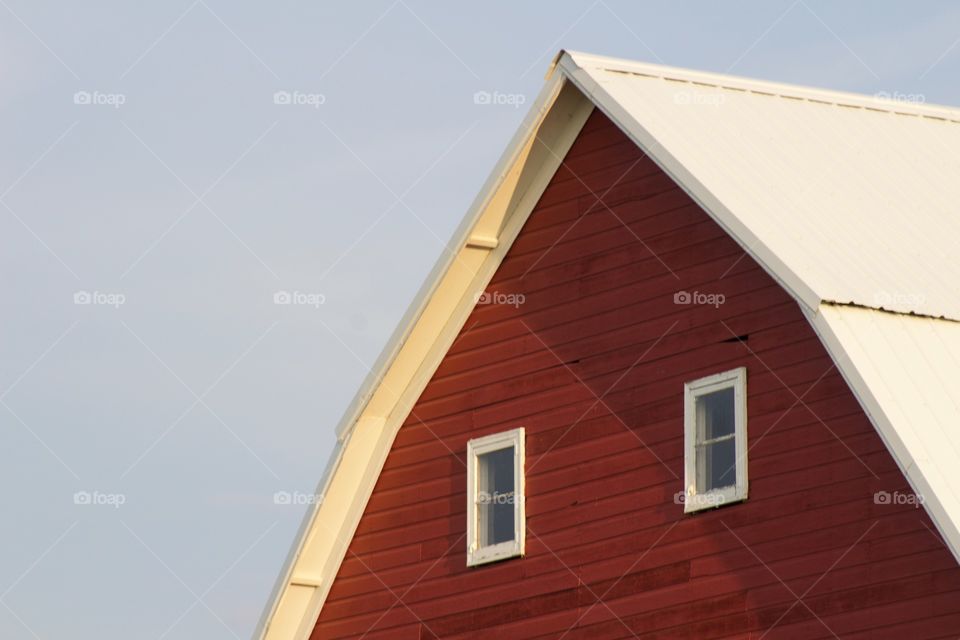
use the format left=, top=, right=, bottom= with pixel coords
left=2, top=2, right=960, bottom=638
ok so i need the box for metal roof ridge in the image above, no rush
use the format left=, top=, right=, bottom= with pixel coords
left=563, top=49, right=960, bottom=124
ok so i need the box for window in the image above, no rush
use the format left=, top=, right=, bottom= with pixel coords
left=466, top=428, right=525, bottom=566
left=683, top=367, right=747, bottom=513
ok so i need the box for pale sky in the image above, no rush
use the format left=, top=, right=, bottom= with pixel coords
left=3, top=2, right=960, bottom=638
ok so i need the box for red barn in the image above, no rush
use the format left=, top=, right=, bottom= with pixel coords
left=259, top=51, right=960, bottom=639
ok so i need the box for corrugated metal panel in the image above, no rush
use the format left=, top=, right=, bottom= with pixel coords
left=561, top=51, right=960, bottom=320
left=814, top=304, right=960, bottom=559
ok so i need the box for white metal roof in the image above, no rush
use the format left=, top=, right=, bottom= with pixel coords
left=559, top=50, right=960, bottom=320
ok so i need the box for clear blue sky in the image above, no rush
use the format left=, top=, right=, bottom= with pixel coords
left=2, top=2, right=958, bottom=637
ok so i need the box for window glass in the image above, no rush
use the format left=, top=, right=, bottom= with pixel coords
left=698, top=436, right=736, bottom=491
left=697, top=387, right=735, bottom=441
left=696, top=387, right=737, bottom=491
left=477, top=447, right=515, bottom=546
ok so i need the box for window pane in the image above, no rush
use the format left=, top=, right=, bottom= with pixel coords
left=477, top=447, right=515, bottom=546
left=696, top=387, right=735, bottom=441
left=698, top=438, right=736, bottom=491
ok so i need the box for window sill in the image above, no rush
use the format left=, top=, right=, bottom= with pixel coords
left=683, top=486, right=747, bottom=513
left=467, top=540, right=523, bottom=567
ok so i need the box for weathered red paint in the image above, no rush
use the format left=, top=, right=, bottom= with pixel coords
left=312, top=111, right=960, bottom=639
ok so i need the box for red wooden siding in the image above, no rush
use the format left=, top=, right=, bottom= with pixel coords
left=311, top=111, right=960, bottom=639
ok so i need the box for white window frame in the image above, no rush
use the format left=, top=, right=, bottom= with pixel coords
left=466, top=427, right=525, bottom=566
left=683, top=367, right=748, bottom=513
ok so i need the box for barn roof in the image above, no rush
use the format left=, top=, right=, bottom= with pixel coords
left=561, top=50, right=960, bottom=321
left=258, top=51, right=960, bottom=639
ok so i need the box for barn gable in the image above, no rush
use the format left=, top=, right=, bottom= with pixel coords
left=259, top=51, right=960, bottom=639
left=313, top=107, right=960, bottom=640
